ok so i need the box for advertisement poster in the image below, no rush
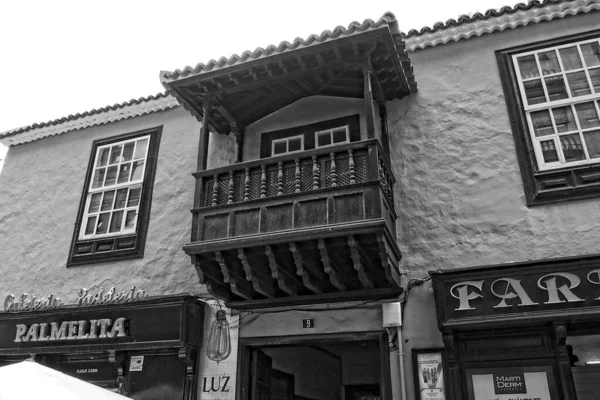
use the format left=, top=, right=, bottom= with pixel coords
left=471, top=371, right=551, bottom=400
left=416, top=352, right=446, bottom=400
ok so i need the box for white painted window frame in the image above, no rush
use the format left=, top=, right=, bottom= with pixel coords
left=271, top=134, right=305, bottom=156
left=78, top=135, right=151, bottom=240
left=314, top=125, right=350, bottom=148
left=512, top=37, right=600, bottom=171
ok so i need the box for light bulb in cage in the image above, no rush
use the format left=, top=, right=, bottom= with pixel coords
left=206, top=310, right=231, bottom=362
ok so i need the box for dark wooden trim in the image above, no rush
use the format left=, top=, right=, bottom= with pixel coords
left=259, top=115, right=361, bottom=159
left=198, top=99, right=212, bottom=171
left=496, top=29, right=600, bottom=206
left=379, top=332, right=392, bottom=400
left=194, top=138, right=378, bottom=178
left=67, top=126, right=162, bottom=267
left=227, top=287, right=401, bottom=309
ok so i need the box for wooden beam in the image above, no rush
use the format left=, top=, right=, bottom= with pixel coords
left=376, top=233, right=402, bottom=287
left=265, top=245, right=301, bottom=296
left=233, top=126, right=244, bottom=163
left=194, top=258, right=231, bottom=301
left=289, top=243, right=323, bottom=294
left=218, top=61, right=353, bottom=97
left=197, top=98, right=213, bottom=171
left=238, top=249, right=276, bottom=298
left=318, top=239, right=347, bottom=291
left=348, top=236, right=374, bottom=289
left=362, top=66, right=376, bottom=139
left=215, top=251, right=255, bottom=300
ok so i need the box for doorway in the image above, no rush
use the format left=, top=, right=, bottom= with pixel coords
left=237, top=332, right=390, bottom=400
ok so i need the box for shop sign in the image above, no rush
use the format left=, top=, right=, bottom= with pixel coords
left=468, top=368, right=553, bottom=400
left=13, top=317, right=127, bottom=343
left=435, top=263, right=600, bottom=324
left=3, top=286, right=147, bottom=313
left=413, top=350, right=446, bottom=400
left=0, top=302, right=183, bottom=351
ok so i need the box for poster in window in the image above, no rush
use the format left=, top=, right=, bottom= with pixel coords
left=415, top=351, right=446, bottom=400
left=467, top=367, right=556, bottom=400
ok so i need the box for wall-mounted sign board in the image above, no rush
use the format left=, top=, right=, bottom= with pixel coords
left=413, top=349, right=446, bottom=400
left=466, top=366, right=558, bottom=400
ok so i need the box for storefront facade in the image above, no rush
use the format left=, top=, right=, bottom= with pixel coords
left=0, top=294, right=204, bottom=399
left=431, top=254, right=600, bottom=400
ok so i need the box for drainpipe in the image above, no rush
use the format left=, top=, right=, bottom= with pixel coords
left=383, top=302, right=406, bottom=400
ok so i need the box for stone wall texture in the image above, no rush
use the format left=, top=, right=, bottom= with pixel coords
left=0, top=106, right=204, bottom=303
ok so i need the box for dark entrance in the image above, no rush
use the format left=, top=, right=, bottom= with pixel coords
left=238, top=332, right=391, bottom=400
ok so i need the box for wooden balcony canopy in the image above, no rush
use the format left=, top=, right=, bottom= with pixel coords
left=160, top=12, right=416, bottom=135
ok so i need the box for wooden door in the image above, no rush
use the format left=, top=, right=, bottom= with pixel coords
left=251, top=349, right=272, bottom=400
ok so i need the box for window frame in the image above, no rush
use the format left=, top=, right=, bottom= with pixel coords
left=271, top=134, right=304, bottom=156
left=314, top=125, right=350, bottom=148
left=67, top=126, right=162, bottom=267
left=497, top=29, right=600, bottom=206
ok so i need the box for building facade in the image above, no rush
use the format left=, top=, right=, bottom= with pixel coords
left=1, top=1, right=600, bottom=400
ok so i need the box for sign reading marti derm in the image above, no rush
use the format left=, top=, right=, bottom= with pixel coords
left=13, top=317, right=127, bottom=343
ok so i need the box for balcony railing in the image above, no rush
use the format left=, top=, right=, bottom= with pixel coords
left=190, top=139, right=396, bottom=243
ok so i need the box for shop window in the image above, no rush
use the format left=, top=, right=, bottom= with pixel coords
left=315, top=126, right=350, bottom=148
left=568, top=334, right=600, bottom=400
left=497, top=31, right=600, bottom=205
left=67, top=127, right=161, bottom=266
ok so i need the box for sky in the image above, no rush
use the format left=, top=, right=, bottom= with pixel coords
left=0, top=0, right=519, bottom=167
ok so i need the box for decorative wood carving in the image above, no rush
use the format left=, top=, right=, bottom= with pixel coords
left=289, top=243, right=323, bottom=294
left=215, top=251, right=253, bottom=300
left=294, top=159, right=301, bottom=193
left=212, top=175, right=219, bottom=206
left=238, top=249, right=275, bottom=298
left=244, top=168, right=250, bottom=201
left=228, top=171, right=235, bottom=204
left=348, top=236, right=374, bottom=288
left=348, top=149, right=356, bottom=184
left=260, top=165, right=267, bottom=198
left=265, top=245, right=300, bottom=296
left=376, top=232, right=402, bottom=287
left=312, top=156, right=320, bottom=190
left=318, top=239, right=347, bottom=291
left=330, top=153, right=337, bottom=187
left=215, top=251, right=231, bottom=283
left=277, top=162, right=284, bottom=196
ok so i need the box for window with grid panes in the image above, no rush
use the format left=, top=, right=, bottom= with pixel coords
left=315, top=125, right=350, bottom=148
left=81, top=135, right=148, bottom=239
left=271, top=135, right=304, bottom=156
left=68, top=127, right=161, bottom=266
left=497, top=31, right=600, bottom=205
left=514, top=38, right=600, bottom=170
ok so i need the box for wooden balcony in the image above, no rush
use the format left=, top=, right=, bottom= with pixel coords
left=184, top=139, right=402, bottom=304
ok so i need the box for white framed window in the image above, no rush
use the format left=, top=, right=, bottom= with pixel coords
left=78, top=135, right=150, bottom=240
left=513, top=37, right=600, bottom=171
left=315, top=125, right=350, bottom=148
left=271, top=135, right=304, bottom=156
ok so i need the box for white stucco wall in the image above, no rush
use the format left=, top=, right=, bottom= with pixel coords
left=0, top=106, right=205, bottom=303
left=392, top=13, right=600, bottom=400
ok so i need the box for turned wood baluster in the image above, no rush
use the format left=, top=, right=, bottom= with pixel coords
left=294, top=159, right=301, bottom=193
left=277, top=161, right=284, bottom=195
left=211, top=174, right=219, bottom=206
left=348, top=149, right=356, bottom=184
left=227, top=171, right=234, bottom=204
left=243, top=168, right=250, bottom=201
left=312, top=156, right=319, bottom=190
left=260, top=165, right=267, bottom=198
left=330, top=152, right=337, bottom=187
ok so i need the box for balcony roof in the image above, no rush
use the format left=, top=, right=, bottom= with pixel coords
left=160, top=12, right=416, bottom=135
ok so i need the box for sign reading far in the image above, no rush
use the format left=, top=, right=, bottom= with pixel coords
left=302, top=318, right=315, bottom=329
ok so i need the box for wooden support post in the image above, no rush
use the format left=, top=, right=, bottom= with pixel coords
left=197, top=98, right=213, bottom=171
left=233, top=126, right=244, bottom=163
left=362, top=66, right=376, bottom=139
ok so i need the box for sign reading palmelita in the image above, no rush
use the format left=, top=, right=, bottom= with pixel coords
left=14, top=317, right=127, bottom=343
